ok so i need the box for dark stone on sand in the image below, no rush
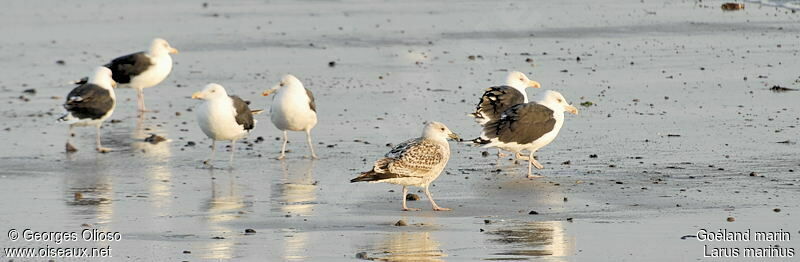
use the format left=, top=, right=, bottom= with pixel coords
left=667, top=134, right=681, bottom=137
left=773, top=208, right=781, bottom=213
left=468, top=55, right=476, bottom=60
left=727, top=217, right=735, bottom=222
left=183, top=250, right=191, bottom=254
left=481, top=151, right=489, bottom=157
left=394, top=220, right=407, bottom=226
left=580, top=101, right=593, bottom=107
left=244, top=229, right=256, bottom=234
left=144, top=134, right=167, bottom=144
left=211, top=236, right=225, bottom=239
left=770, top=85, right=796, bottom=92
left=56, top=60, right=66, bottom=65
left=328, top=61, right=336, bottom=67
left=406, top=193, right=420, bottom=201
left=561, top=160, right=571, bottom=165
left=563, top=197, right=568, bottom=202
left=525, top=58, right=533, bottom=63
left=749, top=172, right=757, bottom=177
left=528, top=210, right=539, bottom=215
left=255, top=136, right=264, bottom=143
left=484, top=219, right=492, bottom=224
left=615, top=181, right=623, bottom=184
left=355, top=252, right=369, bottom=260
left=22, top=88, right=36, bottom=95
left=566, top=217, right=573, bottom=222
left=66, top=142, right=77, bottom=153
left=589, top=154, right=597, bottom=158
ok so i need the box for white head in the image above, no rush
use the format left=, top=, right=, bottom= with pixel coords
left=505, top=71, right=541, bottom=90
left=191, top=83, right=229, bottom=100
left=262, top=74, right=304, bottom=96
left=536, top=90, right=579, bottom=115
left=421, top=121, right=461, bottom=141
left=149, top=38, right=179, bottom=56
left=89, top=67, right=115, bottom=89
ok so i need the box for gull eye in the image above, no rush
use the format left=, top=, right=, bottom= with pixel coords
left=211, top=89, right=216, bottom=93
left=557, top=98, right=562, bottom=103
left=440, top=128, right=445, bottom=131
left=280, top=82, right=284, bottom=87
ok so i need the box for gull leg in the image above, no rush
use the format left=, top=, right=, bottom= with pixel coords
left=229, top=139, right=236, bottom=169
left=136, top=88, right=147, bottom=112
left=277, top=131, right=288, bottom=160
left=424, top=185, right=451, bottom=211
left=527, top=152, right=544, bottom=178
left=95, top=124, right=111, bottom=153
left=402, top=186, right=420, bottom=211
left=305, top=129, right=319, bottom=159
left=204, top=139, right=216, bottom=168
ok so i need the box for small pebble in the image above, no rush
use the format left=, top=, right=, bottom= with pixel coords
left=395, top=220, right=407, bottom=226
left=727, top=217, right=735, bottom=222
left=406, top=194, right=420, bottom=201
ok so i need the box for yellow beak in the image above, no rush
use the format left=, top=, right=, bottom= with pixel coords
left=169, top=47, right=179, bottom=54
left=191, top=92, right=203, bottom=99
left=262, top=86, right=279, bottom=96
left=528, top=80, right=541, bottom=88
left=566, top=105, right=579, bottom=115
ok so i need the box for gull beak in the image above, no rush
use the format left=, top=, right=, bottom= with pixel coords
left=566, top=105, right=579, bottom=115
left=191, top=92, right=204, bottom=99
left=528, top=80, right=541, bottom=89
left=169, top=47, right=179, bottom=54
left=262, top=86, right=279, bottom=96
left=448, top=132, right=462, bottom=141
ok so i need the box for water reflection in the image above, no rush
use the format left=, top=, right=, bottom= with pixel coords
left=272, top=160, right=317, bottom=216
left=63, top=159, right=114, bottom=226
left=370, top=231, right=446, bottom=261
left=200, top=170, right=251, bottom=260
left=131, top=114, right=174, bottom=214
left=486, top=221, right=574, bottom=260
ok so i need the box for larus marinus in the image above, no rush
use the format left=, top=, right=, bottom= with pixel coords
left=192, top=83, right=255, bottom=168
left=261, top=74, right=318, bottom=160
left=474, top=90, right=578, bottom=178
left=105, top=38, right=178, bottom=112
left=58, top=67, right=117, bottom=153
left=469, top=71, right=541, bottom=157
left=351, top=122, right=460, bottom=211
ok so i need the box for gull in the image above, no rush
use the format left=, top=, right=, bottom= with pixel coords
left=192, top=83, right=256, bottom=168
left=262, top=74, right=318, bottom=159
left=58, top=67, right=117, bottom=153
left=105, top=38, right=178, bottom=112
left=351, top=122, right=460, bottom=211
left=474, top=90, right=578, bottom=178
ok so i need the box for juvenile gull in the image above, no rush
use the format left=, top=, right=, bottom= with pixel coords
left=262, top=74, right=318, bottom=159
left=469, top=71, right=540, bottom=157
left=351, top=122, right=460, bottom=211
left=474, top=90, right=578, bottom=178
left=105, top=38, right=178, bottom=112
left=58, top=67, right=117, bottom=153
left=192, top=83, right=255, bottom=168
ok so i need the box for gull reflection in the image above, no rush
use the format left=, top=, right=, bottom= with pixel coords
left=369, top=231, right=446, bottom=261
left=272, top=159, right=317, bottom=216
left=63, top=158, right=114, bottom=226
left=487, top=221, right=574, bottom=259
left=200, top=170, right=250, bottom=260
left=131, top=114, right=174, bottom=215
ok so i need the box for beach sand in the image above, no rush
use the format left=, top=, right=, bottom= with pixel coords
left=0, top=0, right=798, bottom=260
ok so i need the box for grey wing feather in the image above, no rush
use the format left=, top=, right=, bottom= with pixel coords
left=472, top=86, right=526, bottom=124
left=104, top=52, right=153, bottom=84
left=483, top=103, right=556, bottom=144
left=305, top=88, right=316, bottom=112
left=229, top=95, right=255, bottom=130
left=64, top=83, right=114, bottom=120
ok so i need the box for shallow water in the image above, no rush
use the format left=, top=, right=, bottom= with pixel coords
left=1, top=0, right=799, bottom=261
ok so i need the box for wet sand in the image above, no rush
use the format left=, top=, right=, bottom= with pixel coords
left=1, top=0, right=799, bottom=261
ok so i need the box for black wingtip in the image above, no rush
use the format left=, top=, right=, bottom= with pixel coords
left=471, top=137, right=491, bottom=145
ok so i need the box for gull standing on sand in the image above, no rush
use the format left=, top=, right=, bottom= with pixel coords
left=474, top=90, right=578, bottom=178
left=192, top=83, right=256, bottom=168
left=262, top=74, right=318, bottom=159
left=469, top=71, right=541, bottom=157
left=58, top=67, right=117, bottom=153
left=104, top=38, right=178, bottom=112
left=351, top=122, right=460, bottom=211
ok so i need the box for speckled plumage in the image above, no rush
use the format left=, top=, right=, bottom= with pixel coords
left=351, top=122, right=459, bottom=211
